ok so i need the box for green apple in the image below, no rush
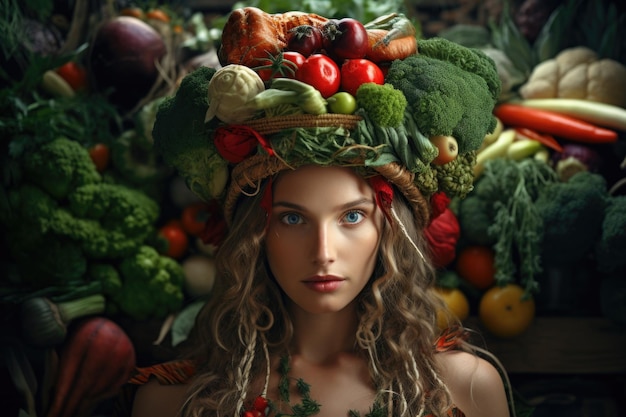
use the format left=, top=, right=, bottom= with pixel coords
left=327, top=91, right=357, bottom=114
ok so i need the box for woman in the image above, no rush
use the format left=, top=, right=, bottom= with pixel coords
left=127, top=161, right=510, bottom=417
left=124, top=11, right=511, bottom=415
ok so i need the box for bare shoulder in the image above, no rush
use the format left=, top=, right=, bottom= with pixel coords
left=131, top=378, right=190, bottom=417
left=435, top=350, right=510, bottom=417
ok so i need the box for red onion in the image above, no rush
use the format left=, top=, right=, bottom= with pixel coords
left=89, top=16, right=166, bottom=110
left=551, top=143, right=602, bottom=182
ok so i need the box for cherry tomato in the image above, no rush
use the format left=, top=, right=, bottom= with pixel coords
left=287, top=25, right=323, bottom=56
left=256, top=51, right=305, bottom=81
left=340, top=59, right=384, bottom=96
left=181, top=201, right=212, bottom=236
left=55, top=61, right=88, bottom=92
left=159, top=223, right=189, bottom=259
left=322, top=18, right=368, bottom=60
left=119, top=7, right=144, bottom=19
left=295, top=54, right=340, bottom=98
left=327, top=92, right=357, bottom=114
left=146, top=8, right=170, bottom=22
left=88, top=143, right=110, bottom=172
left=252, top=396, right=269, bottom=414
left=455, top=245, right=496, bottom=290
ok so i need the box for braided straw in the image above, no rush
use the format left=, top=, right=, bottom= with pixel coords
left=242, top=114, right=362, bottom=135
left=373, top=162, right=431, bottom=229
left=224, top=154, right=288, bottom=222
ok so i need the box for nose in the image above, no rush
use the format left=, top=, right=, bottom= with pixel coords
left=312, top=223, right=335, bottom=265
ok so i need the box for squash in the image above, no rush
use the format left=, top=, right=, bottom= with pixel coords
left=45, top=317, right=136, bottom=417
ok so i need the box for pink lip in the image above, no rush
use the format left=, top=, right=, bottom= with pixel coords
left=303, top=275, right=345, bottom=293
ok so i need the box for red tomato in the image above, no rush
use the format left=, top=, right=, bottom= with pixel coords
left=256, top=51, right=305, bottom=81
left=119, top=7, right=144, bottom=19
left=88, top=143, right=110, bottom=173
left=322, top=18, right=368, bottom=60
left=55, top=61, right=88, bottom=92
left=181, top=202, right=211, bottom=236
left=287, top=25, right=323, bottom=56
left=159, top=223, right=189, bottom=259
left=340, top=59, right=384, bottom=96
left=146, top=8, right=170, bottom=22
left=295, top=54, right=340, bottom=98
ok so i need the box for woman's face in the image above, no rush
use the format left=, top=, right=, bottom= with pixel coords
left=265, top=165, right=384, bottom=315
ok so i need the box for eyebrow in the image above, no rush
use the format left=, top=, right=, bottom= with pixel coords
left=273, top=198, right=375, bottom=212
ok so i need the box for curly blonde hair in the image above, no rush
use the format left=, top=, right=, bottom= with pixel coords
left=179, top=168, right=458, bottom=417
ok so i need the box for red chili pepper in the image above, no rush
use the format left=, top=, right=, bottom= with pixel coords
left=514, top=127, right=563, bottom=153
left=494, top=103, right=618, bottom=144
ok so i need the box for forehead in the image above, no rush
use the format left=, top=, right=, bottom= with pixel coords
left=273, top=165, right=374, bottom=201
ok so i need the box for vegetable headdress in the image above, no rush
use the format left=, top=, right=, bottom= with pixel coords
left=153, top=7, right=501, bottom=231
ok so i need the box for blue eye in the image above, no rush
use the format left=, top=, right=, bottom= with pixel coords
left=343, top=210, right=364, bottom=224
left=281, top=213, right=303, bottom=225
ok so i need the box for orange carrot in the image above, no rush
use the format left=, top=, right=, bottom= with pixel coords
left=365, top=29, right=417, bottom=63
left=494, top=103, right=618, bottom=144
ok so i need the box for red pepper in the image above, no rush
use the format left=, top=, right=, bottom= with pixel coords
left=514, top=127, right=563, bottom=153
left=494, top=103, right=618, bottom=144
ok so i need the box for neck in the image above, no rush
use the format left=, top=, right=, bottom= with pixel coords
left=288, top=301, right=359, bottom=364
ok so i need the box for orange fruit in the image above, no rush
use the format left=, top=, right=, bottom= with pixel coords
left=434, top=287, right=470, bottom=330
left=455, top=245, right=496, bottom=290
left=478, top=284, right=535, bottom=338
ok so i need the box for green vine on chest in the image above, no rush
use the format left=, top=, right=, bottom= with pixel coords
left=271, top=356, right=387, bottom=417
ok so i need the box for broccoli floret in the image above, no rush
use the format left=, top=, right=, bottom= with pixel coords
left=535, top=171, right=609, bottom=266
left=415, top=166, right=438, bottom=196
left=595, top=195, right=626, bottom=273
left=6, top=180, right=159, bottom=265
left=50, top=183, right=160, bottom=259
left=355, top=83, right=407, bottom=127
left=432, top=151, right=477, bottom=198
left=67, top=182, right=159, bottom=234
left=385, top=53, right=498, bottom=154
left=417, top=37, right=501, bottom=102
left=111, top=245, right=185, bottom=320
left=4, top=185, right=88, bottom=284
left=87, top=263, right=123, bottom=296
left=152, top=66, right=230, bottom=201
left=21, top=137, right=101, bottom=200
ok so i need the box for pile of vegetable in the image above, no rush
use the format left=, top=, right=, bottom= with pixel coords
left=155, top=7, right=501, bottom=207
left=429, top=0, right=626, bottom=339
